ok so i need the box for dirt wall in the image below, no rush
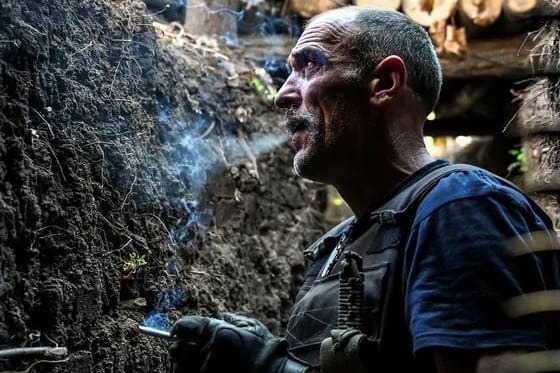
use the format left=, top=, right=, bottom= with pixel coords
left=0, top=1, right=325, bottom=372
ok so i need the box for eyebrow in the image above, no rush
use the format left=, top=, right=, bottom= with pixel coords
left=289, top=47, right=331, bottom=67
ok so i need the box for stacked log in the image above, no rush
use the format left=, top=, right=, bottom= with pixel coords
left=503, top=0, right=554, bottom=21
left=281, top=0, right=554, bottom=62
left=401, top=0, right=551, bottom=57
left=402, top=0, right=466, bottom=56
left=354, top=0, right=402, bottom=10
left=459, top=0, right=502, bottom=35
left=283, top=0, right=343, bottom=18
left=516, top=18, right=560, bottom=235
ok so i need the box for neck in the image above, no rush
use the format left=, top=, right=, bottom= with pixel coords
left=334, top=145, right=434, bottom=218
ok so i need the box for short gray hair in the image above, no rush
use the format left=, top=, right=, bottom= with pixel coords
left=335, top=8, right=442, bottom=115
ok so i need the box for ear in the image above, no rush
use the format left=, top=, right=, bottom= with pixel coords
left=368, top=56, right=407, bottom=107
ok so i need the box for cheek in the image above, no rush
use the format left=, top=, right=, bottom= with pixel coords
left=322, top=103, right=335, bottom=129
left=305, top=77, right=364, bottom=141
left=302, top=84, right=322, bottom=115
left=321, top=97, right=351, bottom=143
left=304, top=76, right=342, bottom=112
left=309, top=86, right=339, bottom=133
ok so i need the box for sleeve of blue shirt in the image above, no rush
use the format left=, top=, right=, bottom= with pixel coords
left=404, top=169, right=554, bottom=354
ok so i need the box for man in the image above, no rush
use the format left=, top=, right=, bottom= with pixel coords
left=169, top=6, right=559, bottom=373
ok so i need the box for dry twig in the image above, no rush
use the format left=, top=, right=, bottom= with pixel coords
left=0, top=358, right=68, bottom=373
left=237, top=129, right=260, bottom=179
left=120, top=174, right=138, bottom=210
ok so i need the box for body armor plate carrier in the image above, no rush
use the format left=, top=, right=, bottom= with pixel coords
left=286, top=164, right=542, bottom=371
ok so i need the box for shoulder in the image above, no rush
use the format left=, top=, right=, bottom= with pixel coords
left=413, top=166, right=549, bottom=230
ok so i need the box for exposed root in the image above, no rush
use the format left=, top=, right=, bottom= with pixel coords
left=120, top=173, right=138, bottom=210
left=531, top=192, right=560, bottom=236
left=524, top=134, right=560, bottom=190
left=511, top=78, right=560, bottom=133
left=527, top=21, right=560, bottom=73
left=0, top=358, right=69, bottom=373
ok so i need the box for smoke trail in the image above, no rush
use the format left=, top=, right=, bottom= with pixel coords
left=169, top=115, right=289, bottom=199
left=143, top=287, right=185, bottom=330
left=172, top=198, right=213, bottom=243
left=186, top=3, right=246, bottom=21
left=142, top=101, right=288, bottom=331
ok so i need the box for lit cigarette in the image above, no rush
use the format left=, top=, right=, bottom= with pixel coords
left=138, top=325, right=177, bottom=340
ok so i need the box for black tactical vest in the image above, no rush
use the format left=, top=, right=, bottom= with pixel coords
left=286, top=164, right=539, bottom=371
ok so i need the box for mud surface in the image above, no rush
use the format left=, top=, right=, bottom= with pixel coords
left=0, top=1, right=326, bottom=371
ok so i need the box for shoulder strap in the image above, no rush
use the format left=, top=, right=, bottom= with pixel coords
left=304, top=163, right=544, bottom=259
left=371, top=163, right=520, bottom=224
left=303, top=217, right=354, bottom=260
left=374, top=163, right=553, bottom=231
left=304, top=164, right=478, bottom=259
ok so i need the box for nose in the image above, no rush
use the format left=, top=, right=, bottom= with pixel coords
left=274, top=75, right=302, bottom=110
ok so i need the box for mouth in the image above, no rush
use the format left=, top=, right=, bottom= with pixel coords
left=285, top=116, right=309, bottom=137
left=290, top=125, right=307, bottom=140
left=288, top=124, right=308, bottom=151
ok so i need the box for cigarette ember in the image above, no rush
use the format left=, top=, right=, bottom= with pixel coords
left=138, top=325, right=176, bottom=340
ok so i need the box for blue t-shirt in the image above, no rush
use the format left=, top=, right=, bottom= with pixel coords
left=403, top=161, right=560, bottom=354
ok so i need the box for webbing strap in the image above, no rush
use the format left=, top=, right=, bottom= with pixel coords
left=305, top=163, right=496, bottom=258
left=371, top=163, right=520, bottom=221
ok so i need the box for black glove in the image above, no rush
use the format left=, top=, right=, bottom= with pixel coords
left=168, top=313, right=308, bottom=373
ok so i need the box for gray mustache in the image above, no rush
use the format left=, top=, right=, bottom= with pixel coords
left=284, top=112, right=316, bottom=134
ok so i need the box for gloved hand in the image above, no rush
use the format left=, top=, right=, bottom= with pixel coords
left=168, top=313, right=304, bottom=373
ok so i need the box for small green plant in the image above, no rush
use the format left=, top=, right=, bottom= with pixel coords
left=123, top=252, right=147, bottom=274
left=508, top=147, right=529, bottom=174
left=251, top=77, right=276, bottom=102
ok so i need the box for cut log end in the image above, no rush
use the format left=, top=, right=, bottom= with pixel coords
left=353, top=0, right=402, bottom=10
left=430, top=21, right=467, bottom=58
left=504, top=0, right=540, bottom=15
left=459, top=0, right=502, bottom=28
left=285, top=0, right=341, bottom=18
left=402, top=0, right=458, bottom=27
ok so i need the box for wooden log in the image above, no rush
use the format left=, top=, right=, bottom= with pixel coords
left=430, top=22, right=467, bottom=57
left=283, top=0, right=343, bottom=18
left=439, top=34, right=557, bottom=79
left=503, top=0, right=544, bottom=19
left=402, top=0, right=459, bottom=27
left=458, top=0, right=502, bottom=35
left=353, top=0, right=402, bottom=10
left=496, top=0, right=550, bottom=34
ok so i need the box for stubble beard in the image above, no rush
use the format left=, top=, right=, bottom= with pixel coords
left=284, top=110, right=325, bottom=178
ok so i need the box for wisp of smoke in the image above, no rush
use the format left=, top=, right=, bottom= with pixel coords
left=186, top=2, right=246, bottom=21
left=142, top=102, right=288, bottom=331
left=143, top=287, right=184, bottom=330
left=170, top=116, right=288, bottom=199
left=172, top=198, right=213, bottom=243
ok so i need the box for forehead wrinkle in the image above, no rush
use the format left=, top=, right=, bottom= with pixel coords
left=301, top=22, right=351, bottom=46
left=289, top=20, right=355, bottom=64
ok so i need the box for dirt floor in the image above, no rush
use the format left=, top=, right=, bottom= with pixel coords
left=0, top=1, right=326, bottom=371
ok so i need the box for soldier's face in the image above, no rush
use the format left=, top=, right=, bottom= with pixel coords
left=275, top=20, right=370, bottom=184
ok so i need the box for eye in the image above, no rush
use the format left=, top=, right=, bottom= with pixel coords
left=303, top=58, right=318, bottom=77
left=304, top=58, right=317, bottom=70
